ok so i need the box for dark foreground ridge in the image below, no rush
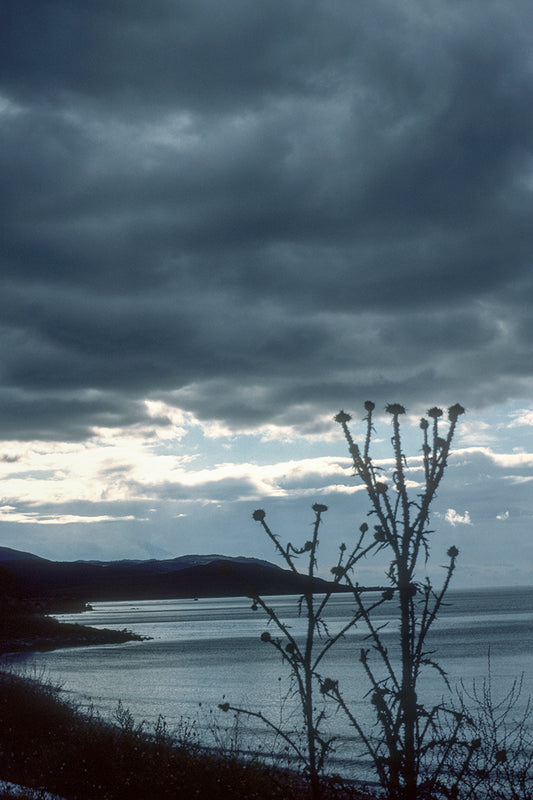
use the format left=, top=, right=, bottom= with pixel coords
left=0, top=670, right=373, bottom=800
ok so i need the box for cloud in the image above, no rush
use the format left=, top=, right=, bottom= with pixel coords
left=444, top=508, right=473, bottom=527
left=0, top=2, right=532, bottom=443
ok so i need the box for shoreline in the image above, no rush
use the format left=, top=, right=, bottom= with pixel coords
left=0, top=612, right=147, bottom=657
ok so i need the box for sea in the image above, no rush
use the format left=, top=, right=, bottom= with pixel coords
left=6, top=585, right=533, bottom=784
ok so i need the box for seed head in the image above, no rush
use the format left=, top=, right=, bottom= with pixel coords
left=335, top=410, right=351, bottom=424
left=427, top=407, right=443, bottom=419
left=364, top=400, right=375, bottom=412
left=448, top=403, right=465, bottom=422
left=260, top=631, right=271, bottom=643
left=386, top=403, right=406, bottom=415
left=375, top=482, right=388, bottom=494
left=252, top=509, right=266, bottom=522
left=447, top=546, right=459, bottom=559
left=374, top=527, right=387, bottom=542
left=420, top=418, right=429, bottom=430
left=312, top=503, right=328, bottom=514
left=320, top=677, right=338, bottom=694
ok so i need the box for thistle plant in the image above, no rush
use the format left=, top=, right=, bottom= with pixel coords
left=220, top=502, right=380, bottom=800
left=330, top=401, right=467, bottom=799
left=223, top=401, right=481, bottom=800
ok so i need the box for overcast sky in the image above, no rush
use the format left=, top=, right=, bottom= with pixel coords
left=1, top=1, right=533, bottom=588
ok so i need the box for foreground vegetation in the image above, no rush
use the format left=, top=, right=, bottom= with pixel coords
left=0, top=669, right=375, bottom=800
left=229, top=404, right=533, bottom=800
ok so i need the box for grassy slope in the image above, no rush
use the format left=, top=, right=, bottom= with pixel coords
left=0, top=670, right=374, bottom=800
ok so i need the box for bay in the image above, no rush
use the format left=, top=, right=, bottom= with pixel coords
left=7, top=586, right=533, bottom=780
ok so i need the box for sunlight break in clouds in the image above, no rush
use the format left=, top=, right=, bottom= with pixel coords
left=0, top=507, right=137, bottom=526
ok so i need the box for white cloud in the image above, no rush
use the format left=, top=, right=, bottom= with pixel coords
left=445, top=508, right=473, bottom=527
left=496, top=510, right=509, bottom=521
left=507, top=408, right=533, bottom=428
left=453, top=446, right=533, bottom=469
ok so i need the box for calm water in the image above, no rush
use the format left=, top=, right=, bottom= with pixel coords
left=7, top=586, right=533, bottom=779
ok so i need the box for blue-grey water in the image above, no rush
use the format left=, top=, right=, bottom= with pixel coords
left=7, top=586, right=533, bottom=781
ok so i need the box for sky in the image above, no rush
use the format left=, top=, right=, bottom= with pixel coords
left=1, top=1, right=533, bottom=589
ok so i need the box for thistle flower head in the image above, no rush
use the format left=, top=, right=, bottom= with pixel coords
left=375, top=482, right=388, bottom=494
left=252, top=509, right=266, bottom=522
left=335, top=410, right=351, bottom=424
left=386, top=403, right=406, bottom=416
left=320, top=677, right=338, bottom=694
left=420, top=418, right=429, bottom=430
left=447, top=546, right=459, bottom=559
left=360, top=522, right=369, bottom=533
left=364, top=400, right=375, bottom=412
left=260, top=631, right=271, bottom=643
left=427, top=407, right=443, bottom=419
left=312, top=503, right=328, bottom=514
left=374, top=526, right=387, bottom=542
left=448, top=403, right=465, bottom=422
left=382, top=587, right=394, bottom=601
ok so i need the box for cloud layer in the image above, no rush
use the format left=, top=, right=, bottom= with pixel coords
left=2, top=2, right=533, bottom=442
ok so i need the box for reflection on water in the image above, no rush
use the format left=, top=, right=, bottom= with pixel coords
left=7, top=586, right=533, bottom=778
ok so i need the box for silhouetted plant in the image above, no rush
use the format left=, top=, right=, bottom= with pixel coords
left=220, top=502, right=382, bottom=800
left=233, top=402, right=492, bottom=800
left=327, top=402, right=468, bottom=799
left=444, top=666, right=533, bottom=800
left=224, top=401, right=530, bottom=798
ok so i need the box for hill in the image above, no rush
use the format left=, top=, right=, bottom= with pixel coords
left=0, top=548, right=349, bottom=607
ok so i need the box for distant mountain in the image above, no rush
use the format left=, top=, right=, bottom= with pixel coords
left=0, top=548, right=350, bottom=605
left=0, top=546, right=51, bottom=563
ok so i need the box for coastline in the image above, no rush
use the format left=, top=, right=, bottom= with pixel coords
left=0, top=612, right=147, bottom=657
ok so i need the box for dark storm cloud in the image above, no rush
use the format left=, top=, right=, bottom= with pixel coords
left=2, top=1, right=533, bottom=439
